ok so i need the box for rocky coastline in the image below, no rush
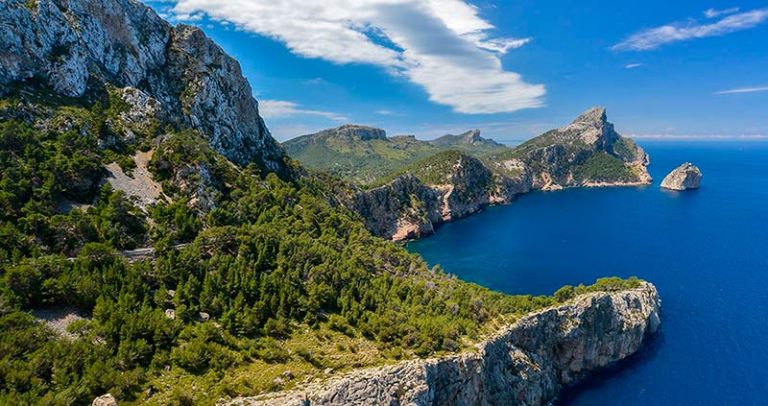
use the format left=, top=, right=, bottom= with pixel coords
left=225, top=282, right=661, bottom=406
left=344, top=108, right=651, bottom=241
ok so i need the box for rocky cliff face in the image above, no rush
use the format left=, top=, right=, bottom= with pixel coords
left=512, top=107, right=651, bottom=190
left=661, top=162, right=702, bottom=191
left=0, top=0, right=284, bottom=171
left=345, top=108, right=648, bottom=241
left=226, top=282, right=661, bottom=406
left=346, top=153, right=530, bottom=240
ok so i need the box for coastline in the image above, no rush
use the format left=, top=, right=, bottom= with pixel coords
left=224, top=282, right=661, bottom=406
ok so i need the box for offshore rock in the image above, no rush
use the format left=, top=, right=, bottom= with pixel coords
left=225, top=283, right=661, bottom=406
left=661, top=162, right=702, bottom=191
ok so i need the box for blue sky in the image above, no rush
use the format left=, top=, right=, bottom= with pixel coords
left=147, top=0, right=768, bottom=143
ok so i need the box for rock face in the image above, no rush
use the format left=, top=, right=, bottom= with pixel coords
left=512, top=107, right=651, bottom=190
left=429, top=129, right=504, bottom=149
left=0, top=0, right=284, bottom=171
left=226, top=283, right=661, bottom=406
left=346, top=152, right=531, bottom=240
left=661, top=163, right=702, bottom=191
left=92, top=393, right=118, bottom=406
left=345, top=108, right=649, bottom=241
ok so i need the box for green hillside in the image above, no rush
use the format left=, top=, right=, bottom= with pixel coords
left=283, top=125, right=507, bottom=185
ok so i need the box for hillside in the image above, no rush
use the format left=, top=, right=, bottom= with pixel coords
left=282, top=125, right=506, bottom=184
left=345, top=107, right=651, bottom=240
left=0, top=1, right=654, bottom=405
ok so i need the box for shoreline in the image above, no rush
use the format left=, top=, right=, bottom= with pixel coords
left=224, top=282, right=661, bottom=406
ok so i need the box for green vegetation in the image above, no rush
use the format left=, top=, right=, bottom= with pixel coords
left=573, top=152, right=634, bottom=183
left=0, top=91, right=644, bottom=405
left=553, top=276, right=643, bottom=302
left=283, top=128, right=506, bottom=185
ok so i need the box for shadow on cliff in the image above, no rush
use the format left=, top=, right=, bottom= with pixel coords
left=554, top=329, right=666, bottom=405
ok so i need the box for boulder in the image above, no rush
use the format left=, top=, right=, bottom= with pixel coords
left=92, top=394, right=117, bottom=406
left=661, top=162, right=702, bottom=191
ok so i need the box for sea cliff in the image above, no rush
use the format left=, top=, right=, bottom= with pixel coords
left=344, top=108, right=650, bottom=241
left=226, top=282, right=661, bottom=406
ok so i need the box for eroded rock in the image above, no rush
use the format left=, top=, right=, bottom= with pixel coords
left=225, top=283, right=661, bottom=406
left=661, top=162, right=702, bottom=191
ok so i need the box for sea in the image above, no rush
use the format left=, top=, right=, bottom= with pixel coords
left=406, top=141, right=768, bottom=405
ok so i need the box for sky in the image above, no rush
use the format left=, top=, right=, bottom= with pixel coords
left=146, top=0, right=768, bottom=143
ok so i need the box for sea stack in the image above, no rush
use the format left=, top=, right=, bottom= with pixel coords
left=661, top=163, right=702, bottom=191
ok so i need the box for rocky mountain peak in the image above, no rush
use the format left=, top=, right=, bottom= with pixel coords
left=461, top=129, right=483, bottom=144
left=0, top=0, right=285, bottom=171
left=558, top=106, right=617, bottom=147
left=326, top=125, right=388, bottom=141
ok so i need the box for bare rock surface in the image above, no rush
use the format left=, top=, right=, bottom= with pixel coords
left=224, top=283, right=661, bottom=406
left=92, top=393, right=118, bottom=406
left=661, top=162, right=702, bottom=191
left=105, top=150, right=165, bottom=208
left=0, top=0, right=285, bottom=171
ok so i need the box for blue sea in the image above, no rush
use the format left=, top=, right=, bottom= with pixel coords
left=407, top=141, right=768, bottom=405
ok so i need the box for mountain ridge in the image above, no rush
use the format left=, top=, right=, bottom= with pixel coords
left=343, top=107, right=651, bottom=240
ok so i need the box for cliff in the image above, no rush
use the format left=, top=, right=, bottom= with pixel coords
left=225, top=282, right=661, bottom=406
left=346, top=152, right=530, bottom=240
left=0, top=0, right=285, bottom=171
left=345, top=107, right=649, bottom=240
left=498, top=107, right=651, bottom=190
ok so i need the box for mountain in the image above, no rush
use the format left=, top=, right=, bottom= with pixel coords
left=429, top=129, right=505, bottom=152
left=282, top=125, right=506, bottom=184
left=0, top=1, right=657, bottom=405
left=345, top=107, right=650, bottom=240
left=0, top=0, right=285, bottom=172
left=487, top=107, right=651, bottom=190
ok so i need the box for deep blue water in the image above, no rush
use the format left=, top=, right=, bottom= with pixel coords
left=407, top=141, right=768, bottom=405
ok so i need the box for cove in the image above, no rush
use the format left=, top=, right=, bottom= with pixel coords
left=407, top=141, right=768, bottom=405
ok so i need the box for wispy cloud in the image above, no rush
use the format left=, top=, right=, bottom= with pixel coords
left=258, top=100, right=348, bottom=121
left=624, top=63, right=644, bottom=69
left=613, top=7, right=768, bottom=51
left=714, top=86, right=768, bottom=94
left=163, top=0, right=544, bottom=114
left=704, top=7, right=740, bottom=18
left=375, top=109, right=405, bottom=117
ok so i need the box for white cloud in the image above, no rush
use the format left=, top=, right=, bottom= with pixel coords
left=258, top=100, right=348, bottom=121
left=613, top=7, right=768, bottom=51
left=375, top=109, right=405, bottom=116
left=165, top=0, right=544, bottom=114
left=624, top=63, right=644, bottom=69
left=704, top=7, right=740, bottom=18
left=714, top=86, right=768, bottom=94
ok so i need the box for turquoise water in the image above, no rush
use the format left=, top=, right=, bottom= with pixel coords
left=407, top=141, right=768, bottom=405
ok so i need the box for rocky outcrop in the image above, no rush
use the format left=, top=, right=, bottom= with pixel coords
left=0, top=0, right=284, bottom=171
left=225, top=283, right=661, bottom=406
left=429, top=129, right=504, bottom=149
left=661, top=163, right=702, bottom=191
left=92, top=393, right=118, bottom=406
left=346, top=153, right=531, bottom=240
left=345, top=108, right=648, bottom=241
left=347, top=174, right=443, bottom=241
left=513, top=107, right=651, bottom=189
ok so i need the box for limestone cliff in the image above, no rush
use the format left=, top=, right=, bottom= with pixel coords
left=346, top=152, right=530, bottom=240
left=345, top=108, right=648, bottom=241
left=661, top=162, right=702, bottom=191
left=225, top=282, right=661, bottom=406
left=0, top=0, right=285, bottom=171
left=505, top=107, right=651, bottom=190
